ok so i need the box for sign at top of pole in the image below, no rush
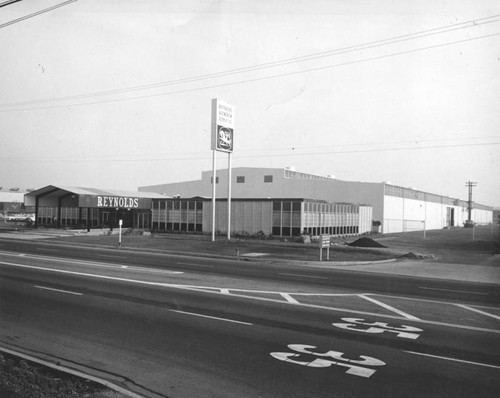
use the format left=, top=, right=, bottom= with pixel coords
left=211, top=98, right=234, bottom=153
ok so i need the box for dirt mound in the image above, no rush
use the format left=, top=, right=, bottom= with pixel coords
left=348, top=237, right=386, bottom=248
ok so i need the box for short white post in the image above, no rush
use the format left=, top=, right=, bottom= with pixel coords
left=118, top=219, right=123, bottom=247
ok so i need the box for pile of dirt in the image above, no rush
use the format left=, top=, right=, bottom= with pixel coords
left=347, top=237, right=386, bottom=248
left=398, top=252, right=436, bottom=260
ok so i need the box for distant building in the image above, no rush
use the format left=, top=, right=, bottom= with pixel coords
left=139, top=167, right=493, bottom=234
left=493, top=207, right=500, bottom=225
left=0, top=188, right=29, bottom=215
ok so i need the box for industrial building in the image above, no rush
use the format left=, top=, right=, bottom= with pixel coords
left=20, top=167, right=492, bottom=237
left=24, top=186, right=165, bottom=229
left=139, top=167, right=493, bottom=234
left=23, top=183, right=373, bottom=238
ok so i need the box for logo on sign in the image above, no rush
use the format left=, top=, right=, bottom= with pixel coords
left=217, top=126, right=233, bottom=151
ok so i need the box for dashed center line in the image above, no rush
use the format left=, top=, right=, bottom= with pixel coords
left=170, top=310, right=252, bottom=325
left=279, top=273, right=328, bottom=280
left=34, top=285, right=82, bottom=296
left=419, top=286, right=488, bottom=296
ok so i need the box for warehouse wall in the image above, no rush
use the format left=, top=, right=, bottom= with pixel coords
left=203, top=200, right=273, bottom=235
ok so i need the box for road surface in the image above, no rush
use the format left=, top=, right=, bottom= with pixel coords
left=0, top=240, right=499, bottom=397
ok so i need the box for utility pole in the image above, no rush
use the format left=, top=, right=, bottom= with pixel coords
left=465, top=181, right=477, bottom=227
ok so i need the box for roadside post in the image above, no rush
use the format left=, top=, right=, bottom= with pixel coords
left=319, top=234, right=331, bottom=261
left=118, top=219, right=122, bottom=247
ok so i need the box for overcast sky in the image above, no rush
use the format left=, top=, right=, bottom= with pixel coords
left=1, top=0, right=499, bottom=206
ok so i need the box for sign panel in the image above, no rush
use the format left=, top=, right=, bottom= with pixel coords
left=79, top=195, right=152, bottom=209
left=211, top=98, right=234, bottom=153
left=320, top=234, right=331, bottom=248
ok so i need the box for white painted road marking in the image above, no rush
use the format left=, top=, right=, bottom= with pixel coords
left=359, top=294, right=420, bottom=320
left=455, top=304, right=500, bottom=321
left=271, top=344, right=385, bottom=378
left=281, top=293, right=300, bottom=304
left=170, top=310, right=253, bottom=325
left=177, top=262, right=214, bottom=268
left=418, top=286, right=488, bottom=296
left=332, top=318, right=423, bottom=339
left=279, top=273, right=328, bottom=280
left=1, top=260, right=499, bottom=335
left=405, top=351, right=500, bottom=370
left=34, top=285, right=82, bottom=296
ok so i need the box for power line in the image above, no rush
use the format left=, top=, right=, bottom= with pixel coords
left=0, top=0, right=77, bottom=29
left=2, top=141, right=498, bottom=163
left=0, top=1, right=23, bottom=9
left=2, top=30, right=499, bottom=113
left=1, top=14, right=499, bottom=109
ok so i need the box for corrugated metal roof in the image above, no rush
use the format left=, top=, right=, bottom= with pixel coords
left=25, top=185, right=168, bottom=199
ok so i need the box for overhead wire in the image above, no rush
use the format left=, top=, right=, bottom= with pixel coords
left=0, top=0, right=77, bottom=29
left=0, top=14, right=499, bottom=109
left=0, top=1, right=23, bottom=9
left=3, top=142, right=499, bottom=163
left=1, top=30, right=499, bottom=113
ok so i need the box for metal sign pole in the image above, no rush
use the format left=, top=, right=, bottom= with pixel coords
left=227, top=152, right=232, bottom=240
left=212, top=150, right=217, bottom=242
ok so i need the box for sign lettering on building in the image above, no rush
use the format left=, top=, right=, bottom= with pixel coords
left=96, top=196, right=140, bottom=209
left=211, top=99, right=234, bottom=153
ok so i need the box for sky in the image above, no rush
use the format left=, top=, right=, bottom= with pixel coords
left=1, top=0, right=499, bottom=206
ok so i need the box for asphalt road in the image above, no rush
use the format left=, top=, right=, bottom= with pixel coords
left=0, top=240, right=499, bottom=397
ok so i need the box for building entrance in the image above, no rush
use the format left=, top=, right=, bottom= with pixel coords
left=100, top=209, right=134, bottom=228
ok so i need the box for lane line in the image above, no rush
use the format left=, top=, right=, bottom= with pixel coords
left=97, top=254, right=128, bottom=259
left=0, top=251, right=183, bottom=275
left=359, top=294, right=420, bottom=320
left=177, top=262, right=214, bottom=268
left=34, top=285, right=82, bottom=296
left=170, top=310, right=253, bottom=325
left=405, top=350, right=500, bottom=370
left=281, top=293, right=299, bottom=304
left=2, top=260, right=499, bottom=334
left=36, top=248, right=58, bottom=252
left=455, top=304, right=500, bottom=321
left=279, top=273, right=328, bottom=280
left=419, top=286, right=488, bottom=296
left=221, top=289, right=230, bottom=294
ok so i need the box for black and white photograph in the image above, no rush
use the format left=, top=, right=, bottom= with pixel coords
left=0, top=1, right=499, bottom=397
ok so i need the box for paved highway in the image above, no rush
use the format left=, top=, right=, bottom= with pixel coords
left=0, top=241, right=499, bottom=397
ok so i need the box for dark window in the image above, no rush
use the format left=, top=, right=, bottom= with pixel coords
left=236, top=176, right=245, bottom=183
left=292, top=201, right=301, bottom=211
left=264, top=175, right=273, bottom=183
left=273, top=201, right=281, bottom=211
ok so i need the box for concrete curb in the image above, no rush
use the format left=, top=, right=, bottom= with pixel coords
left=0, top=345, right=143, bottom=398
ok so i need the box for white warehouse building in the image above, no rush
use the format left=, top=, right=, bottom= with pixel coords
left=139, top=167, right=493, bottom=235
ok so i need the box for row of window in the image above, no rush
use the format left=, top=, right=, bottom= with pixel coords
left=211, top=175, right=274, bottom=184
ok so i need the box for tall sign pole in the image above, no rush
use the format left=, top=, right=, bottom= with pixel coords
left=211, top=99, right=235, bottom=241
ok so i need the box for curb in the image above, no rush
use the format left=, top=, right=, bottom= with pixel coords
left=0, top=345, right=143, bottom=398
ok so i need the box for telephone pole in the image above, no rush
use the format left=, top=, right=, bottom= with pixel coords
left=465, top=181, right=477, bottom=227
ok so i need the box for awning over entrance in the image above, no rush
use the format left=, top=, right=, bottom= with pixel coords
left=25, top=185, right=167, bottom=230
